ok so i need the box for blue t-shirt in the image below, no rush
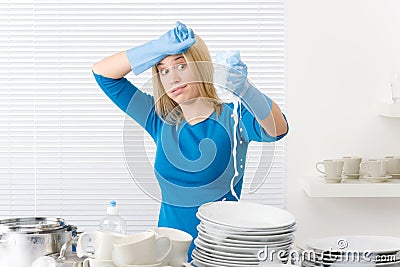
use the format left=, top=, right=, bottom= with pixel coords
left=92, top=71, right=288, bottom=260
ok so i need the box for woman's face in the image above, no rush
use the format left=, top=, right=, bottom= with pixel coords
left=156, top=54, right=201, bottom=104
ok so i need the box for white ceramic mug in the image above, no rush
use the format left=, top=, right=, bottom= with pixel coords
left=112, top=230, right=172, bottom=266
left=360, top=159, right=388, bottom=177
left=342, top=156, right=362, bottom=175
left=154, top=227, right=193, bottom=267
left=385, top=156, right=400, bottom=174
left=77, top=231, right=126, bottom=260
left=83, top=258, right=116, bottom=267
left=316, top=159, right=344, bottom=178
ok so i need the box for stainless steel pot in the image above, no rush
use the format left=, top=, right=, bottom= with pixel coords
left=0, top=217, right=77, bottom=267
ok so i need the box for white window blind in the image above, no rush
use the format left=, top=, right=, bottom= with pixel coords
left=0, top=0, right=286, bottom=233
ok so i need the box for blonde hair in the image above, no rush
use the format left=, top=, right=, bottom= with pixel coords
left=151, top=34, right=223, bottom=125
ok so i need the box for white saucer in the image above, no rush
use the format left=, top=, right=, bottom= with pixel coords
left=343, top=173, right=361, bottom=179
left=363, top=175, right=392, bottom=183
left=323, top=177, right=342, bottom=183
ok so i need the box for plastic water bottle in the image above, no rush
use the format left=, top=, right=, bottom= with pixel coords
left=98, top=200, right=127, bottom=235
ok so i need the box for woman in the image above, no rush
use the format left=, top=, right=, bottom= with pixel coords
left=92, top=21, right=288, bottom=260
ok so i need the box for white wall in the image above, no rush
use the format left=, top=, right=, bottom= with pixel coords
left=285, top=0, right=400, bottom=244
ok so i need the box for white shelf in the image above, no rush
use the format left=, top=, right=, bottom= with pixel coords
left=303, top=176, right=400, bottom=198
left=378, top=102, right=400, bottom=117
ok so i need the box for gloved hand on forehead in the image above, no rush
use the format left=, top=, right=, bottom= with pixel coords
left=215, top=51, right=273, bottom=120
left=126, top=21, right=196, bottom=75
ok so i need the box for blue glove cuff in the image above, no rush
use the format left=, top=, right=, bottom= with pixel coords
left=241, top=81, right=273, bottom=121
left=126, top=40, right=166, bottom=75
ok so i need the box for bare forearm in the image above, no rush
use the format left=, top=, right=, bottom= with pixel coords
left=258, top=102, right=288, bottom=137
left=92, top=51, right=131, bottom=79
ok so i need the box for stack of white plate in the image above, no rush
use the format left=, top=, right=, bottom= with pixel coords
left=191, top=201, right=297, bottom=267
left=298, top=236, right=400, bottom=267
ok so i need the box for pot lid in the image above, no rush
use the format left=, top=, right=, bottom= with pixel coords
left=0, top=217, right=67, bottom=234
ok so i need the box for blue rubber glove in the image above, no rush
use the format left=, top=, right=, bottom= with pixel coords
left=216, top=51, right=273, bottom=120
left=126, top=21, right=196, bottom=75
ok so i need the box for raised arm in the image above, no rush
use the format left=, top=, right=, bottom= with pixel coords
left=91, top=22, right=196, bottom=141
left=92, top=51, right=131, bottom=79
left=91, top=51, right=159, bottom=139
left=93, top=21, right=195, bottom=79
